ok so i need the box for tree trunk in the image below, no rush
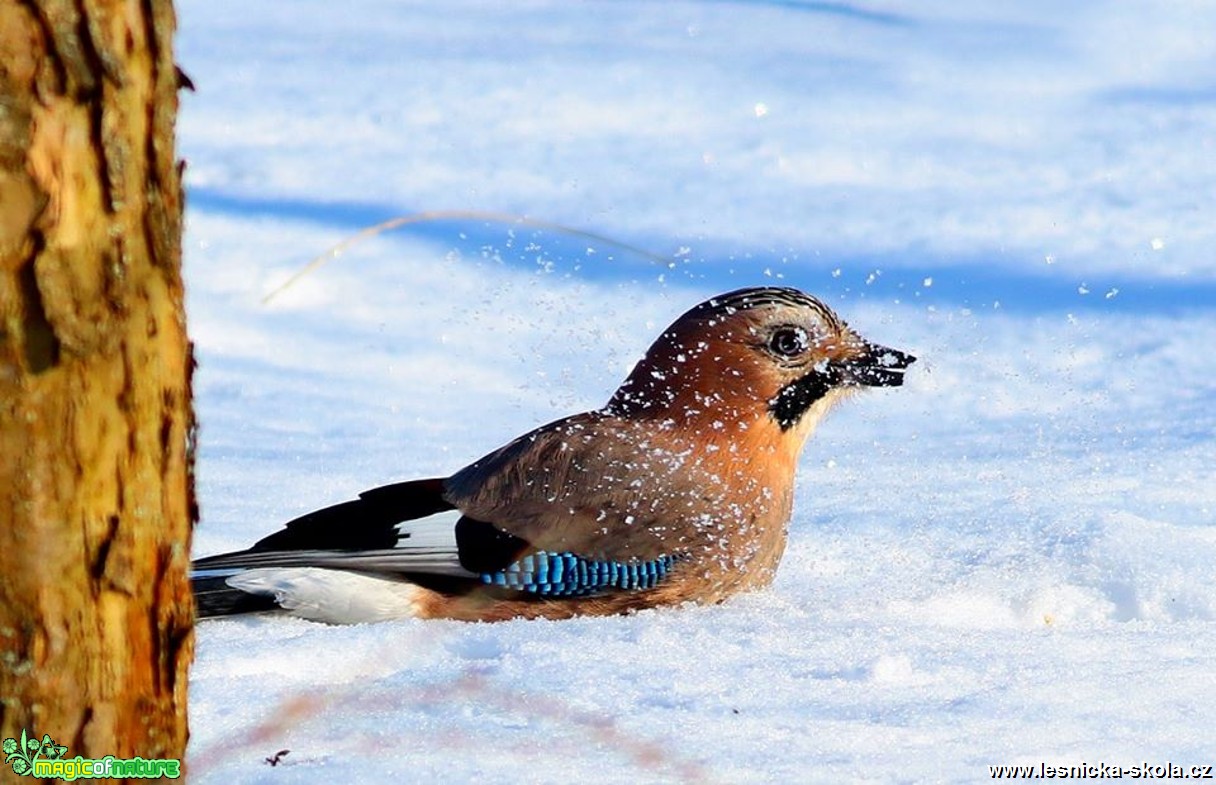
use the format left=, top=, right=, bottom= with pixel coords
left=0, top=0, right=193, bottom=768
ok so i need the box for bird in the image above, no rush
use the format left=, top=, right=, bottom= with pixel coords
left=192, top=286, right=915, bottom=623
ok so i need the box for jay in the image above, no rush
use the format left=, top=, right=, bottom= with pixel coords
left=192, top=286, right=915, bottom=623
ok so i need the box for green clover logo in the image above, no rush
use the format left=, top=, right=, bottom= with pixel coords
left=4, top=728, right=68, bottom=776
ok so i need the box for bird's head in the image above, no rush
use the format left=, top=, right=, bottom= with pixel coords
left=607, top=287, right=915, bottom=444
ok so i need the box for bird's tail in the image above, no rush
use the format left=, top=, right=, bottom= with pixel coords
left=190, top=479, right=472, bottom=620
left=189, top=536, right=470, bottom=621
left=192, top=573, right=279, bottom=617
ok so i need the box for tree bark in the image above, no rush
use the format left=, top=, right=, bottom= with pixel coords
left=0, top=0, right=193, bottom=767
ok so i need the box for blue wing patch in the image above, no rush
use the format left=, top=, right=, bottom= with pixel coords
left=480, top=551, right=677, bottom=596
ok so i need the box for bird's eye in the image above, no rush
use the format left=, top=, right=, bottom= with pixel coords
left=768, top=326, right=810, bottom=358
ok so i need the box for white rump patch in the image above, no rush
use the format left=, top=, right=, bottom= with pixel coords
left=226, top=568, right=426, bottom=624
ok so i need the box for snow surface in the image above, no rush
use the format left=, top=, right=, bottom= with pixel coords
left=179, top=1, right=1215, bottom=782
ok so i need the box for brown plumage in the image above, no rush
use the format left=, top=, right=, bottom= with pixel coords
left=192, top=287, right=915, bottom=623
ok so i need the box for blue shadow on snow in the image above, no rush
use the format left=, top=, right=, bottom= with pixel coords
left=188, top=187, right=1216, bottom=317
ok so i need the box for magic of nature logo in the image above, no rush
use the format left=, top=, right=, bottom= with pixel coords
left=3, top=729, right=180, bottom=780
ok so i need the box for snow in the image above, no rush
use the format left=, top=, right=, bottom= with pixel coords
left=178, top=1, right=1215, bottom=782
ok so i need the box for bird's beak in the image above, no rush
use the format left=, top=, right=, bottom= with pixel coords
left=838, top=343, right=916, bottom=387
